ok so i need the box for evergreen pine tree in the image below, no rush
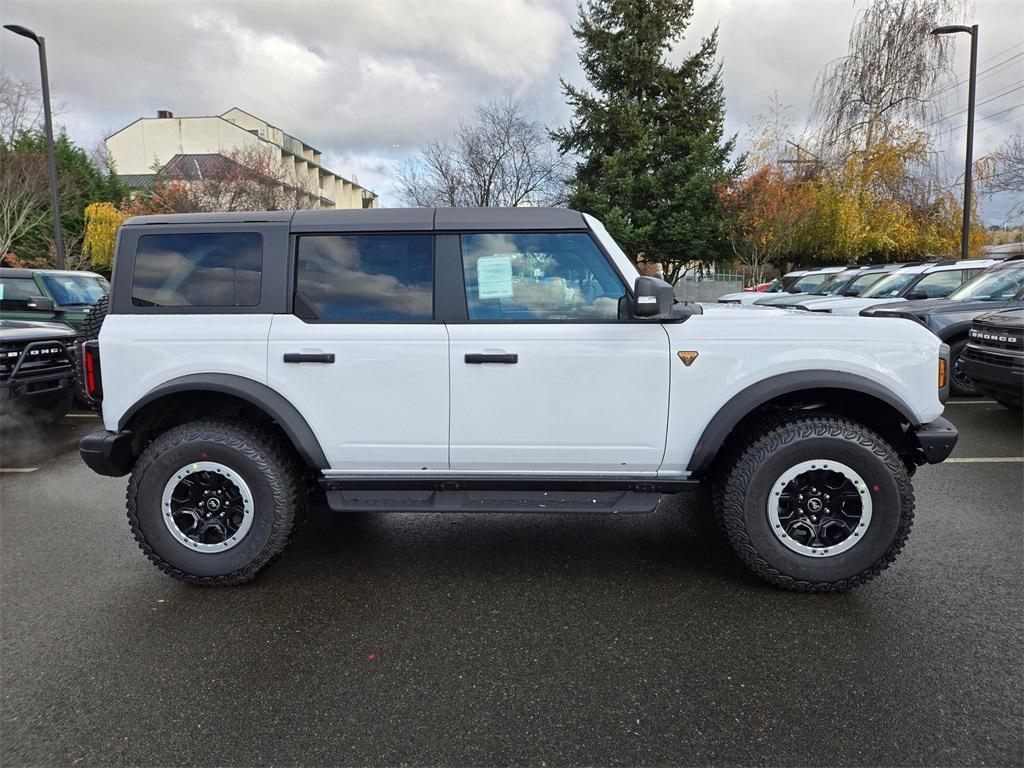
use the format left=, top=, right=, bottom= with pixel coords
left=553, top=0, right=739, bottom=282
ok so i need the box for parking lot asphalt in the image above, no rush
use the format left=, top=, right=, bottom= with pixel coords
left=1, top=402, right=1021, bottom=767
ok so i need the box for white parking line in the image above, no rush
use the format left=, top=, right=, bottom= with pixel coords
left=945, top=457, right=1023, bottom=463
left=946, top=400, right=997, bottom=405
left=0, top=467, right=39, bottom=473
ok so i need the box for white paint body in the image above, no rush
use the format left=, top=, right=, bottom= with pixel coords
left=98, top=216, right=947, bottom=479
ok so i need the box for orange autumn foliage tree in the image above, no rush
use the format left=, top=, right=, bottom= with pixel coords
left=719, top=166, right=815, bottom=284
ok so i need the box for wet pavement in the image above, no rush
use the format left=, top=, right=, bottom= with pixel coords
left=1, top=401, right=1021, bottom=766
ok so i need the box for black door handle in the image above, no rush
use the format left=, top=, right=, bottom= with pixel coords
left=465, top=353, right=518, bottom=364
left=283, top=353, right=335, bottom=363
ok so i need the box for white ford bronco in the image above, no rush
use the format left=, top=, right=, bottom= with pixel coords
left=79, top=208, right=958, bottom=591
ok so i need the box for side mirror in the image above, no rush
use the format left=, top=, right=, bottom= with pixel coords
left=842, top=288, right=860, bottom=296
left=26, top=296, right=55, bottom=312
left=905, top=290, right=927, bottom=301
left=633, top=276, right=675, bottom=319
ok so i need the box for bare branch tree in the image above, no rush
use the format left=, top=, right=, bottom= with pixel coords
left=983, top=135, right=1024, bottom=218
left=809, top=0, right=966, bottom=158
left=0, top=67, right=67, bottom=148
left=396, top=98, right=567, bottom=207
left=0, top=69, right=43, bottom=147
left=0, top=145, right=50, bottom=257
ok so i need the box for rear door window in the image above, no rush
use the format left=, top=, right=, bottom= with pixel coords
left=131, top=232, right=263, bottom=307
left=295, top=234, right=433, bottom=322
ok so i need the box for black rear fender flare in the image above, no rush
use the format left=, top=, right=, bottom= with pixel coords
left=119, top=373, right=329, bottom=470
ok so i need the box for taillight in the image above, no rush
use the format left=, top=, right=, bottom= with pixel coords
left=82, top=341, right=102, bottom=400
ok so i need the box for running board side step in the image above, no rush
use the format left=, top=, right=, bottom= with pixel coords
left=319, top=476, right=698, bottom=514
left=321, top=479, right=696, bottom=514
left=325, top=490, right=663, bottom=514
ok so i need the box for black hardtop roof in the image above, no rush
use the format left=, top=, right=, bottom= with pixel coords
left=121, top=207, right=590, bottom=232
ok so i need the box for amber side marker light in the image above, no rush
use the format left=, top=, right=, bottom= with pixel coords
left=938, top=358, right=948, bottom=389
left=677, top=351, right=699, bottom=366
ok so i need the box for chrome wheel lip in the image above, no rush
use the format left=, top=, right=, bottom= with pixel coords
left=767, top=459, right=872, bottom=558
left=161, top=461, right=254, bottom=554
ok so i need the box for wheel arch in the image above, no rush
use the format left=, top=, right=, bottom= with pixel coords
left=119, top=373, right=329, bottom=470
left=686, top=371, right=919, bottom=477
left=938, top=322, right=972, bottom=345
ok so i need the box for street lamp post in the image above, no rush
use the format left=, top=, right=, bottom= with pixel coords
left=931, top=23, right=978, bottom=262
left=4, top=24, right=65, bottom=269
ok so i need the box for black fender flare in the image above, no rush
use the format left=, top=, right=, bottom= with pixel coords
left=119, top=373, right=329, bottom=469
left=685, top=370, right=920, bottom=475
left=938, top=321, right=973, bottom=344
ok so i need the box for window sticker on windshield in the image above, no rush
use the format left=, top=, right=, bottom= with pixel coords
left=477, top=255, right=514, bottom=300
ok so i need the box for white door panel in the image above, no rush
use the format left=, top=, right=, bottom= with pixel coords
left=447, top=324, right=671, bottom=473
left=268, top=315, right=448, bottom=471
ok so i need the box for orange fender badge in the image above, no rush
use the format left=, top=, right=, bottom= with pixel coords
left=677, top=351, right=699, bottom=366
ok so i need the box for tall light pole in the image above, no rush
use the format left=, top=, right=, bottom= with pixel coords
left=931, top=23, right=978, bottom=262
left=4, top=24, right=64, bottom=269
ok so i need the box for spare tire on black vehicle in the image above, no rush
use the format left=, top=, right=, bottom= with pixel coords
left=76, top=293, right=109, bottom=412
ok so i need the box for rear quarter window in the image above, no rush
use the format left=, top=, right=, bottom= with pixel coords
left=131, top=232, right=263, bottom=307
left=0, top=277, right=43, bottom=309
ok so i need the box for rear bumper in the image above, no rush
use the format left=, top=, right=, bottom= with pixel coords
left=79, top=430, right=134, bottom=477
left=908, top=417, right=959, bottom=465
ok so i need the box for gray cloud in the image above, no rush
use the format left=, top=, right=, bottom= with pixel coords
left=1, top=0, right=1020, bottom=220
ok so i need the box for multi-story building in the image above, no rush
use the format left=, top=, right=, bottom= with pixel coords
left=106, top=108, right=378, bottom=209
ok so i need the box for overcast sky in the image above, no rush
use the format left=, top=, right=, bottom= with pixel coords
left=1, top=0, right=1021, bottom=222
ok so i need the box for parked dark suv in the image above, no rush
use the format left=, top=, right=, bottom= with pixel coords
left=0, top=268, right=109, bottom=330
left=861, top=257, right=1024, bottom=396
left=0, top=319, right=77, bottom=423
left=960, top=309, right=1023, bottom=409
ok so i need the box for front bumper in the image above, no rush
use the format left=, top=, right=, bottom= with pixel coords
left=908, top=417, right=958, bottom=465
left=79, top=430, right=134, bottom=477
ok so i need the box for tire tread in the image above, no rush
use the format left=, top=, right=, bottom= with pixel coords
left=713, top=414, right=915, bottom=593
left=126, top=418, right=304, bottom=586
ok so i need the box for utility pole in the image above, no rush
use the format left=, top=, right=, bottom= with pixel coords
left=931, top=24, right=979, bottom=261
left=4, top=24, right=65, bottom=268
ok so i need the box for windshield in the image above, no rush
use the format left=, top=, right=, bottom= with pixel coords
left=811, top=274, right=856, bottom=296
left=771, top=275, right=800, bottom=293
left=843, top=272, right=887, bottom=296
left=788, top=273, right=829, bottom=293
left=761, top=278, right=783, bottom=293
left=860, top=271, right=918, bottom=298
left=41, top=274, right=109, bottom=306
left=948, top=264, right=1024, bottom=301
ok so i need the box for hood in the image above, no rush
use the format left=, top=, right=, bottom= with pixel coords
left=0, top=318, right=77, bottom=340
left=752, top=292, right=815, bottom=306
left=975, top=307, right=1024, bottom=329
left=690, top=302, right=938, bottom=343
left=825, top=297, right=904, bottom=315
left=862, top=297, right=1015, bottom=318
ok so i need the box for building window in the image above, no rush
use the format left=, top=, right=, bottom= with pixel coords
left=131, top=232, right=263, bottom=307
left=295, top=234, right=433, bottom=322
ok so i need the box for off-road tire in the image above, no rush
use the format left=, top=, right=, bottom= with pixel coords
left=713, top=414, right=914, bottom=592
left=75, top=293, right=109, bottom=411
left=949, top=339, right=978, bottom=398
left=126, top=419, right=305, bottom=586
